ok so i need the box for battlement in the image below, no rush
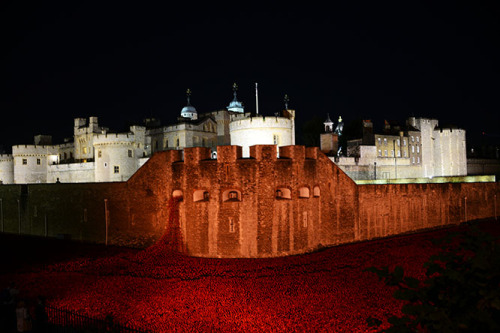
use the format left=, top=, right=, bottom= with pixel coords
left=229, top=116, right=293, bottom=131
left=180, top=145, right=317, bottom=164
left=0, top=154, right=13, bottom=160
left=93, top=133, right=138, bottom=145
left=12, top=145, right=59, bottom=155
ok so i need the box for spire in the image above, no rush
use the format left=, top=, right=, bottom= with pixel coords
left=324, top=113, right=334, bottom=133
left=227, top=83, right=244, bottom=113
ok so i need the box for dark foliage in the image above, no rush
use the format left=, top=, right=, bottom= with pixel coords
left=366, top=226, right=500, bottom=332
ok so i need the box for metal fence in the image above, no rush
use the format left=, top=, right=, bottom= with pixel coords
left=45, top=305, right=149, bottom=333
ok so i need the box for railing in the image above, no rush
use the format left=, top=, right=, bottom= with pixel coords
left=45, top=305, right=149, bottom=333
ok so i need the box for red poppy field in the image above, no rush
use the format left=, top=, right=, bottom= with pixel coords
left=1, top=219, right=498, bottom=332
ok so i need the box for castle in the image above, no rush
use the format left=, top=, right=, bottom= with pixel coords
left=321, top=116, right=468, bottom=181
left=0, top=84, right=295, bottom=184
left=0, top=86, right=497, bottom=258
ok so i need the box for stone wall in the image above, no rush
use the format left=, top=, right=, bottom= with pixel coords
left=0, top=145, right=498, bottom=258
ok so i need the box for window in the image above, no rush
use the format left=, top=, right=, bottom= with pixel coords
left=165, top=140, right=169, bottom=148
left=378, top=149, right=382, bottom=156
left=229, top=218, right=235, bottom=233
left=98, top=150, right=102, bottom=158
left=417, top=146, right=420, bottom=153
left=176, top=138, right=180, bottom=147
left=412, top=157, right=415, bottom=164
left=417, top=157, right=420, bottom=164
left=383, top=138, right=387, bottom=145
left=404, top=151, right=408, bottom=157
left=416, top=136, right=420, bottom=143
left=403, top=139, right=407, bottom=146
left=276, top=188, right=292, bottom=199
left=411, top=146, right=415, bottom=153
left=83, top=147, right=88, bottom=154
left=299, top=187, right=310, bottom=198
left=128, top=149, right=133, bottom=157
left=384, top=150, right=388, bottom=156
left=303, top=212, right=308, bottom=228
left=377, top=138, right=381, bottom=145
left=411, top=136, right=415, bottom=142
left=37, top=158, right=41, bottom=165
left=396, top=150, right=401, bottom=157
left=397, top=139, right=400, bottom=146
left=223, top=189, right=242, bottom=202
left=114, top=166, right=120, bottom=174
left=273, top=135, right=279, bottom=145
left=193, top=190, right=209, bottom=202
left=22, top=159, right=27, bottom=165
left=313, top=186, right=320, bottom=197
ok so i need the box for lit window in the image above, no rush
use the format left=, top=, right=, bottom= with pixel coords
left=378, top=149, right=382, bottom=156
left=83, top=147, right=88, bottom=154
left=416, top=136, right=420, bottom=143
left=377, top=138, right=381, bottom=145
left=397, top=150, right=401, bottom=157
left=403, top=139, right=407, bottom=146
left=114, top=166, right=120, bottom=174
left=417, top=157, right=420, bottom=164
left=411, top=136, right=415, bottom=142
left=412, top=146, right=415, bottom=153
left=397, top=139, right=400, bottom=146
left=417, top=146, right=420, bottom=153
left=383, top=138, right=387, bottom=145
left=384, top=150, right=388, bottom=156
left=412, top=157, right=415, bottom=164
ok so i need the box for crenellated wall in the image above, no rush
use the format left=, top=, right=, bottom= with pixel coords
left=0, top=145, right=497, bottom=258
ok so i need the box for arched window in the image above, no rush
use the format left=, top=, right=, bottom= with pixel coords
left=276, top=187, right=292, bottom=200
left=194, top=190, right=209, bottom=202
left=172, top=190, right=183, bottom=201
left=299, top=187, right=310, bottom=198
left=223, top=189, right=242, bottom=202
left=313, top=186, right=320, bottom=197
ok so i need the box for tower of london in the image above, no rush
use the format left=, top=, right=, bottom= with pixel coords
left=0, top=84, right=296, bottom=184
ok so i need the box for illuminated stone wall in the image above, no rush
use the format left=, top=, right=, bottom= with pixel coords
left=0, top=145, right=497, bottom=258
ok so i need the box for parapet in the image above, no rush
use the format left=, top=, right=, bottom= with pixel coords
left=249, top=145, right=277, bottom=160
left=184, top=147, right=212, bottom=164
left=306, top=147, right=319, bottom=159
left=217, top=145, right=242, bottom=163
left=279, top=145, right=305, bottom=159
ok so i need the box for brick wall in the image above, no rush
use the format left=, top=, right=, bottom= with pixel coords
left=0, top=145, right=498, bottom=258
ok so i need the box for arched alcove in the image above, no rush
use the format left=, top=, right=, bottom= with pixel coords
left=313, top=186, right=320, bottom=197
left=298, top=186, right=310, bottom=198
left=275, top=187, right=292, bottom=200
left=172, top=190, right=183, bottom=201
left=223, top=189, right=242, bottom=202
left=193, top=189, right=209, bottom=202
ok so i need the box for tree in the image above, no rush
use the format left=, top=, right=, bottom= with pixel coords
left=366, top=225, right=500, bottom=332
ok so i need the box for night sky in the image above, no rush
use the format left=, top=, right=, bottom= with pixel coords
left=1, top=1, right=499, bottom=151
